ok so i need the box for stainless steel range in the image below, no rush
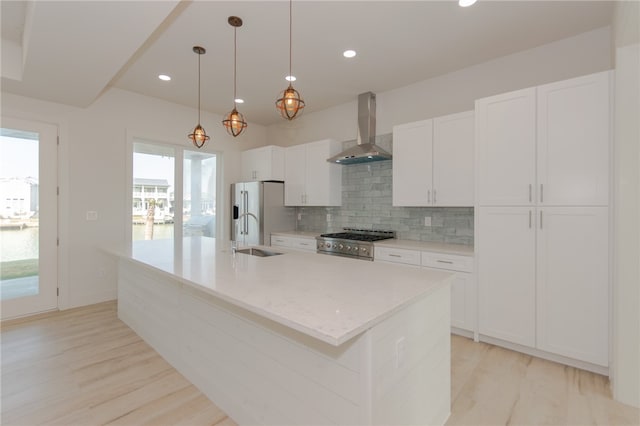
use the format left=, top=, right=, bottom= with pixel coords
left=316, top=228, right=396, bottom=261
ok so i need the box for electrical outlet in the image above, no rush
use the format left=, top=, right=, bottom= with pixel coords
left=424, top=216, right=431, bottom=227
left=297, top=212, right=302, bottom=221
left=86, top=211, right=98, bottom=221
left=395, top=337, right=406, bottom=368
left=326, top=214, right=332, bottom=222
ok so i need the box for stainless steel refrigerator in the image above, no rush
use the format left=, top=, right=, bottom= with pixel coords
left=230, top=181, right=295, bottom=246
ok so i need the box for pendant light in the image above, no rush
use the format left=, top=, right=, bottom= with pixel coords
left=188, top=46, right=209, bottom=148
left=275, top=0, right=305, bottom=120
left=222, top=16, right=248, bottom=137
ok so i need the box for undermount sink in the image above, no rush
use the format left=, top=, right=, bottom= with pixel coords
left=235, top=247, right=283, bottom=257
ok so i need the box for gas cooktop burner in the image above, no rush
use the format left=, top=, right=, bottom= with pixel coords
left=316, top=228, right=396, bottom=260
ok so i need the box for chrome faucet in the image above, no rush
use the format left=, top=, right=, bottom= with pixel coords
left=232, top=212, right=258, bottom=253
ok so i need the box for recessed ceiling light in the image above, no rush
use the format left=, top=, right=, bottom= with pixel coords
left=343, top=50, right=357, bottom=58
left=234, top=98, right=244, bottom=104
left=458, top=0, right=477, bottom=7
left=285, top=75, right=296, bottom=82
left=158, top=74, right=171, bottom=81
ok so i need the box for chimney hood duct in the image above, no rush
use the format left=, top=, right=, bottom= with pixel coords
left=327, top=92, right=392, bottom=165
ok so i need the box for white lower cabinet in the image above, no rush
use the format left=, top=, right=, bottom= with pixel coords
left=536, top=207, right=609, bottom=366
left=422, top=252, right=476, bottom=334
left=375, top=246, right=476, bottom=335
left=477, top=207, right=536, bottom=347
left=271, top=234, right=316, bottom=252
left=478, top=206, right=609, bottom=368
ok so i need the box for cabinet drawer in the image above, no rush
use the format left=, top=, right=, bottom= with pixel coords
left=374, top=247, right=421, bottom=266
left=271, top=235, right=316, bottom=252
left=271, top=236, right=290, bottom=247
left=290, top=237, right=315, bottom=252
left=421, top=252, right=473, bottom=273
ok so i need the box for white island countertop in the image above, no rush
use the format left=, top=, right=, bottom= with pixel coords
left=112, top=237, right=453, bottom=346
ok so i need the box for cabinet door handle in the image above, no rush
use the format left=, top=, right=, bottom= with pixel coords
left=529, top=184, right=532, bottom=203
left=427, top=190, right=431, bottom=204
left=540, top=184, right=544, bottom=203
left=434, top=189, right=437, bottom=204
left=437, top=260, right=453, bottom=264
left=389, top=254, right=402, bottom=258
left=540, top=210, right=543, bottom=229
left=300, top=242, right=310, bottom=246
left=529, top=210, right=532, bottom=228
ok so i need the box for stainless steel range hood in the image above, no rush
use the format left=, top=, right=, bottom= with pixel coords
left=327, top=92, right=392, bottom=165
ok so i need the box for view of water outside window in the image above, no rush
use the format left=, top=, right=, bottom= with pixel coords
left=132, top=143, right=175, bottom=241
left=184, top=150, right=216, bottom=238
left=0, top=130, right=40, bottom=300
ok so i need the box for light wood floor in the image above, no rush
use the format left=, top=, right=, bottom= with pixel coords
left=1, top=302, right=638, bottom=426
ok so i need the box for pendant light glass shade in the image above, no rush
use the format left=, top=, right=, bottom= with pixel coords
left=222, top=16, right=247, bottom=138
left=222, top=108, right=248, bottom=137
left=188, top=46, right=209, bottom=148
left=276, top=0, right=305, bottom=120
left=276, top=84, right=305, bottom=120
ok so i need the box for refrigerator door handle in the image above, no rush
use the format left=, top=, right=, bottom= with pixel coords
left=244, top=190, right=249, bottom=235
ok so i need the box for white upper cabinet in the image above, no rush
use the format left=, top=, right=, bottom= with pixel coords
left=392, top=119, right=433, bottom=206
left=392, top=111, right=474, bottom=207
left=537, top=72, right=611, bottom=206
left=476, top=71, right=611, bottom=207
left=241, top=145, right=285, bottom=181
left=284, top=139, right=342, bottom=206
left=476, top=88, right=537, bottom=206
left=433, top=111, right=475, bottom=206
left=284, top=144, right=306, bottom=206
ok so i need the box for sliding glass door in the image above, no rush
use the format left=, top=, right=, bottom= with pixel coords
left=131, top=140, right=218, bottom=243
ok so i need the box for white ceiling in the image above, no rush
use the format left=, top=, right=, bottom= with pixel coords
left=1, top=1, right=614, bottom=126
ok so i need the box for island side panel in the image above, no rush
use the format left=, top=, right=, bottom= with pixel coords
left=118, top=258, right=369, bottom=425
left=370, top=283, right=451, bottom=426
left=118, top=257, right=451, bottom=425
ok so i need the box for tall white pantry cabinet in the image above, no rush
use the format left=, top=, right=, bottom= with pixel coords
left=475, top=71, right=611, bottom=370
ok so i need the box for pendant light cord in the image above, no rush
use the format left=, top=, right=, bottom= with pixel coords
left=289, top=0, right=292, bottom=79
left=197, top=51, right=202, bottom=124
left=234, top=26, right=238, bottom=102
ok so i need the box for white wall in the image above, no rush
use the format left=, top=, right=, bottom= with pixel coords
left=267, top=27, right=612, bottom=146
left=612, top=0, right=640, bottom=409
left=2, top=88, right=267, bottom=309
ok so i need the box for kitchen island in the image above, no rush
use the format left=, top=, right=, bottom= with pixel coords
left=114, top=237, right=453, bottom=425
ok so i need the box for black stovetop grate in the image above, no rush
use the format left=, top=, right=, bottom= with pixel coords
left=319, top=229, right=396, bottom=242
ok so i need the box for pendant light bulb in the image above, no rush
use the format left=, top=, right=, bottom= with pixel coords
left=222, top=16, right=247, bottom=138
left=188, top=46, right=209, bottom=148
left=276, top=0, right=305, bottom=120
